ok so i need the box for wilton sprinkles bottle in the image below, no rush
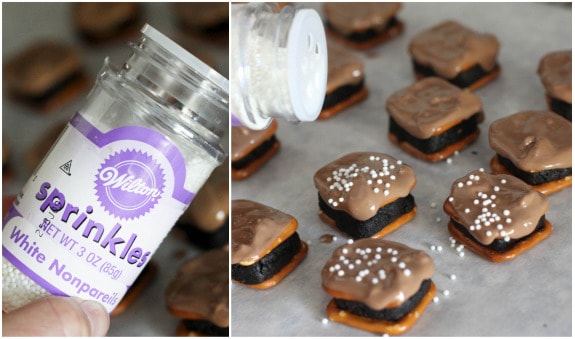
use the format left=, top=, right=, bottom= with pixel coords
left=2, top=24, right=228, bottom=313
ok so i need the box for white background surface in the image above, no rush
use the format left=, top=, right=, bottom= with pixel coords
left=231, top=2, right=572, bottom=337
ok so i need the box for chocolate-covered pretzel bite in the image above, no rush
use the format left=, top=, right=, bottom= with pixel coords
left=166, top=248, right=229, bottom=336
left=231, top=199, right=307, bottom=289
left=489, top=110, right=572, bottom=195
left=443, top=169, right=552, bottom=263
left=537, top=50, right=571, bottom=121
left=386, top=77, right=484, bottom=162
left=319, top=43, right=368, bottom=119
left=314, top=152, right=416, bottom=239
left=409, top=20, right=500, bottom=90
left=231, top=120, right=280, bottom=180
left=322, top=238, right=435, bottom=335
left=324, top=3, right=404, bottom=50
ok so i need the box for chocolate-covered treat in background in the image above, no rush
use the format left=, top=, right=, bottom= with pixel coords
left=443, top=169, right=552, bottom=263
left=489, top=110, right=572, bottom=195
left=3, top=140, right=13, bottom=186
left=166, top=248, right=229, bottom=336
left=26, top=120, right=68, bottom=172
left=172, top=2, right=229, bottom=40
left=386, top=77, right=484, bottom=162
left=111, top=261, right=158, bottom=317
left=409, top=20, right=500, bottom=90
left=537, top=50, right=572, bottom=121
left=322, top=238, right=435, bottom=335
left=319, top=43, right=368, bottom=119
left=324, top=2, right=403, bottom=50
left=3, top=41, right=89, bottom=111
left=72, top=2, right=142, bottom=44
left=314, top=152, right=417, bottom=239
left=176, top=162, right=229, bottom=249
left=231, top=199, right=308, bottom=289
left=231, top=120, right=280, bottom=180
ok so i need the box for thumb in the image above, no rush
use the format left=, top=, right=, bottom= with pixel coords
left=2, top=296, right=110, bottom=336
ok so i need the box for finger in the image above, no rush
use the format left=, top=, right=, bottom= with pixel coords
left=3, top=195, right=16, bottom=218
left=2, top=296, right=110, bottom=336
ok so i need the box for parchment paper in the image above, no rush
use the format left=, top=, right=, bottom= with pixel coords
left=231, top=3, right=572, bottom=337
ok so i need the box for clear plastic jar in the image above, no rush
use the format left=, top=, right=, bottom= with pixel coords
left=2, top=24, right=228, bottom=313
left=230, top=2, right=327, bottom=130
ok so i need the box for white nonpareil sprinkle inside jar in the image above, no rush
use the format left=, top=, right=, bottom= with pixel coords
left=3, top=257, right=51, bottom=310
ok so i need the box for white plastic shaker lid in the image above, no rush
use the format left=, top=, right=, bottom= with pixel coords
left=286, top=9, right=327, bottom=122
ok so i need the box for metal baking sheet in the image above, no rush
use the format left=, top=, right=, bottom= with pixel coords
left=2, top=2, right=228, bottom=336
left=231, top=2, right=572, bottom=336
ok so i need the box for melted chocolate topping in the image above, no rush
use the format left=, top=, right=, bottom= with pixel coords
left=537, top=50, right=572, bottom=103
left=322, top=238, right=434, bottom=310
left=386, top=77, right=484, bottom=139
left=314, top=152, right=416, bottom=221
left=231, top=120, right=278, bottom=161
left=326, top=43, right=365, bottom=93
left=409, top=20, right=499, bottom=79
left=444, top=170, right=549, bottom=245
left=324, top=3, right=402, bottom=36
left=4, top=42, right=82, bottom=96
left=179, top=162, right=228, bottom=232
left=489, top=110, right=572, bottom=171
left=166, top=248, right=229, bottom=327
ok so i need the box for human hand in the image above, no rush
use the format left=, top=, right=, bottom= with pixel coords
left=2, top=296, right=110, bottom=336
left=2, top=195, right=110, bottom=336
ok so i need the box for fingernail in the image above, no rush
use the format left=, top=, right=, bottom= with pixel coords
left=79, top=300, right=110, bottom=336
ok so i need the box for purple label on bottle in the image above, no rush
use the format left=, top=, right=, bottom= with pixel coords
left=231, top=113, right=244, bottom=127
left=70, top=113, right=195, bottom=205
left=2, top=111, right=207, bottom=313
left=94, top=149, right=166, bottom=220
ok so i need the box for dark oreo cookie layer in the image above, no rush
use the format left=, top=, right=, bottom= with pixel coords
left=550, top=98, right=572, bottom=121
left=231, top=232, right=301, bottom=285
left=451, top=215, right=546, bottom=252
left=176, top=219, right=229, bottom=250
left=322, top=79, right=365, bottom=110
left=412, top=60, right=491, bottom=89
left=497, top=155, right=572, bottom=185
left=182, top=319, right=229, bottom=337
left=334, top=279, right=431, bottom=322
left=389, top=114, right=481, bottom=155
left=319, top=193, right=415, bottom=239
left=231, top=135, right=278, bottom=170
